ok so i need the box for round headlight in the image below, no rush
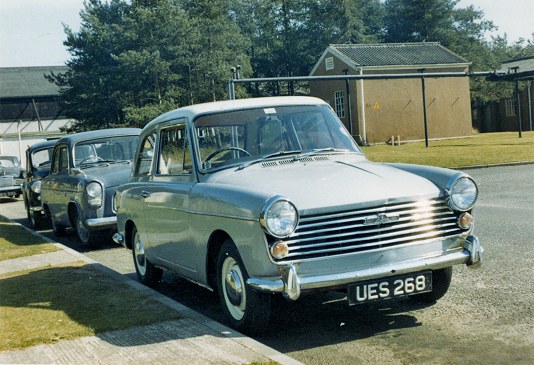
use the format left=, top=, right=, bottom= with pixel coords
left=31, top=180, right=42, bottom=194
left=449, top=176, right=478, bottom=211
left=260, top=198, right=298, bottom=238
left=86, top=182, right=103, bottom=208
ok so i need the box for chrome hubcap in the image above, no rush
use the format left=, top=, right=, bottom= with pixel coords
left=134, top=234, right=146, bottom=276
left=222, top=256, right=246, bottom=320
left=225, top=269, right=243, bottom=306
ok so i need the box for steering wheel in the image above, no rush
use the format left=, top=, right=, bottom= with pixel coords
left=78, top=156, right=104, bottom=165
left=204, top=147, right=251, bottom=163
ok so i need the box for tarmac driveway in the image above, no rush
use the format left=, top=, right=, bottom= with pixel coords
left=1, top=164, right=533, bottom=365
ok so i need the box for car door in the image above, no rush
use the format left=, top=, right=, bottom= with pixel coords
left=42, top=144, right=71, bottom=225
left=141, top=122, right=197, bottom=274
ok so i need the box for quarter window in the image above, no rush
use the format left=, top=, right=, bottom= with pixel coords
left=334, top=90, right=345, bottom=118
left=135, top=132, right=156, bottom=176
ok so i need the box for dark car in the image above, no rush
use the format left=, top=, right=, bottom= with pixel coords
left=22, top=140, right=56, bottom=228
left=0, top=155, right=24, bottom=199
left=41, top=128, right=141, bottom=246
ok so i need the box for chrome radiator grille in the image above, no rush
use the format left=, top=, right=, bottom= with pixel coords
left=281, top=198, right=466, bottom=261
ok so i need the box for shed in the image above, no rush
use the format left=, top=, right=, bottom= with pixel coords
left=0, top=66, right=71, bottom=164
left=309, top=43, right=473, bottom=144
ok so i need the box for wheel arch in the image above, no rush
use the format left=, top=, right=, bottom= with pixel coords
left=67, top=201, right=79, bottom=227
left=124, top=219, right=137, bottom=250
left=206, top=229, right=233, bottom=291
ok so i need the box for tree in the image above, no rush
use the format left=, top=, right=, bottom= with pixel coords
left=49, top=0, right=249, bottom=131
left=384, top=0, right=457, bottom=43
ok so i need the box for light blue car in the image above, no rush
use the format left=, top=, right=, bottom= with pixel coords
left=114, top=96, right=483, bottom=334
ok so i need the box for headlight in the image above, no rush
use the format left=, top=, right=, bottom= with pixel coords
left=448, top=176, right=478, bottom=211
left=260, top=198, right=299, bottom=238
left=86, top=182, right=103, bottom=209
left=31, top=180, right=42, bottom=194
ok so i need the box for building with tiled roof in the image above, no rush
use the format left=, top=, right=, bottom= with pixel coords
left=309, top=43, right=473, bottom=144
left=0, top=66, right=71, bottom=163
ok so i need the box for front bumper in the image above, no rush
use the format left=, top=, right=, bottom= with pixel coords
left=247, top=235, right=483, bottom=301
left=85, top=216, right=117, bottom=229
left=0, top=184, right=22, bottom=197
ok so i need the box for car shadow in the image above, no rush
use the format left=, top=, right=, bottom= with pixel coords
left=157, top=272, right=432, bottom=354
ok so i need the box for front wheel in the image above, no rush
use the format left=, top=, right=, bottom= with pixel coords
left=412, top=267, right=453, bottom=303
left=132, top=226, right=162, bottom=288
left=216, top=240, right=271, bottom=334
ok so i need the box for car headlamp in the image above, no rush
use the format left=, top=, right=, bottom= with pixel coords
left=86, top=182, right=103, bottom=209
left=448, top=176, right=478, bottom=212
left=260, top=198, right=299, bottom=238
left=31, top=180, right=42, bottom=194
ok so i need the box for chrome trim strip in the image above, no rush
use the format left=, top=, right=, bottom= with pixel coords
left=85, top=216, right=117, bottom=228
left=247, top=248, right=472, bottom=298
left=284, top=228, right=462, bottom=258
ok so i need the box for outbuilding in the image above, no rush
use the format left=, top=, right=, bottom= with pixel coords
left=309, top=43, right=473, bottom=144
left=0, top=66, right=71, bottom=165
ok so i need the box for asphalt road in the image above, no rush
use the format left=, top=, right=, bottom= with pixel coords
left=1, top=164, right=533, bottom=365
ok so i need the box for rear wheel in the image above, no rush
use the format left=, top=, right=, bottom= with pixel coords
left=412, top=267, right=453, bottom=303
left=216, top=240, right=271, bottom=334
left=132, top=226, right=162, bottom=287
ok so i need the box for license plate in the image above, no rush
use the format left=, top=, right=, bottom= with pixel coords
left=347, top=271, right=432, bottom=305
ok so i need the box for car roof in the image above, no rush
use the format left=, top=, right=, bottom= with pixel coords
left=27, top=139, right=57, bottom=151
left=144, top=96, right=329, bottom=131
left=55, top=128, right=142, bottom=145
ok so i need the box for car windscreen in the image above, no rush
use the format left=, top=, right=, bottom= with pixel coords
left=194, top=104, right=360, bottom=171
left=74, top=135, right=139, bottom=167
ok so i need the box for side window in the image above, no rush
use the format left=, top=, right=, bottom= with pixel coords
left=135, top=132, right=156, bottom=176
left=51, top=145, right=68, bottom=174
left=158, top=124, right=192, bottom=175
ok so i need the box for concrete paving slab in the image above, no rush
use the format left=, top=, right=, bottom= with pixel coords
left=0, top=319, right=276, bottom=364
left=0, top=250, right=81, bottom=275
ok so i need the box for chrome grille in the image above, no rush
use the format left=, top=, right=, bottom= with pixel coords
left=0, top=176, right=15, bottom=188
left=279, top=198, right=466, bottom=261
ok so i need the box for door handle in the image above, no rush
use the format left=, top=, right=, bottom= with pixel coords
left=141, top=191, right=151, bottom=198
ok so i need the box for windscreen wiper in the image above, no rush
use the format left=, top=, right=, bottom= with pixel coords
left=236, top=150, right=302, bottom=171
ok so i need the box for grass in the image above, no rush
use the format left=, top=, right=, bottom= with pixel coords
left=0, top=261, right=182, bottom=351
left=0, top=216, right=182, bottom=351
left=0, top=216, right=59, bottom=261
left=361, top=131, right=534, bottom=168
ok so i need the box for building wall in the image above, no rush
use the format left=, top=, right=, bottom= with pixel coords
left=309, top=51, right=473, bottom=144
left=362, top=76, right=472, bottom=143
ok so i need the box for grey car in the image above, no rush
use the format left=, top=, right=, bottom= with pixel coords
left=41, top=128, right=140, bottom=246
left=22, top=140, right=56, bottom=229
left=114, top=96, right=483, bottom=333
left=0, top=155, right=24, bottom=199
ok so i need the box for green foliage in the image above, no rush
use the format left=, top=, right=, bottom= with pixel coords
left=48, top=0, right=533, bottom=131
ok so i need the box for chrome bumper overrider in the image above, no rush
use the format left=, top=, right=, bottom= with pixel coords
left=247, top=235, right=483, bottom=301
left=85, top=216, right=117, bottom=228
left=113, top=232, right=124, bottom=245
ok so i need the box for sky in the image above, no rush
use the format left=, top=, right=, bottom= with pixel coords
left=0, top=0, right=533, bottom=68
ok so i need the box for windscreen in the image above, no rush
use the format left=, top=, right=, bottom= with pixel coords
left=194, top=104, right=360, bottom=171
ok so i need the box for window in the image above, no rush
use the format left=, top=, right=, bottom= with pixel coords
left=135, top=132, right=156, bottom=176
left=505, top=97, right=516, bottom=117
left=334, top=91, right=345, bottom=118
left=158, top=124, right=192, bottom=175
left=51, top=145, right=68, bottom=174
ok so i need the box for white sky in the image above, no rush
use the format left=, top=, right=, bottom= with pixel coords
left=0, top=0, right=532, bottom=68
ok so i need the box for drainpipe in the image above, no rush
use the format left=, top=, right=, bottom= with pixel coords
left=528, top=82, right=533, bottom=131
left=359, top=68, right=367, bottom=145
left=343, top=69, right=353, bottom=135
